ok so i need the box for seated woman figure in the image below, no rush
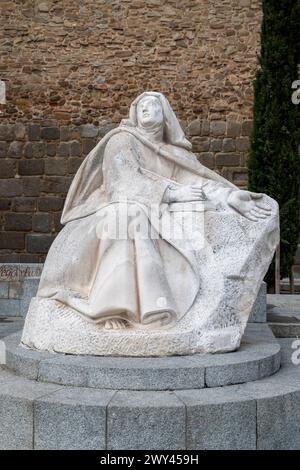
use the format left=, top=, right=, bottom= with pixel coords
left=21, top=92, right=279, bottom=355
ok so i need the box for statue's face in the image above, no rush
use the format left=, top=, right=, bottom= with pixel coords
left=136, top=96, right=164, bottom=128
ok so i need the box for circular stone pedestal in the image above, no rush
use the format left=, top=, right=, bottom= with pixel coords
left=4, top=324, right=280, bottom=390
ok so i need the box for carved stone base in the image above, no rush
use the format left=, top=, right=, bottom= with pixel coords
left=21, top=297, right=242, bottom=356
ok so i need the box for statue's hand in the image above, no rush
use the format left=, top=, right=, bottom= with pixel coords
left=227, top=190, right=272, bottom=222
left=167, top=184, right=206, bottom=203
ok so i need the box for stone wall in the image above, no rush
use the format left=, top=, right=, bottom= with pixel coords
left=0, top=0, right=262, bottom=261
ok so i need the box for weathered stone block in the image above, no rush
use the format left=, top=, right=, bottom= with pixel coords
left=199, top=152, right=214, bottom=168
left=13, top=197, right=36, bottom=212
left=210, top=121, right=226, bottom=137
left=82, top=138, right=96, bottom=154
left=32, top=214, right=51, bottom=233
left=0, top=124, right=14, bottom=141
left=18, top=159, right=44, bottom=176
left=176, top=387, right=256, bottom=450
left=68, top=157, right=82, bottom=173
left=40, top=127, right=60, bottom=140
left=60, top=126, right=71, bottom=141
left=0, top=142, right=8, bottom=158
left=0, top=199, right=11, bottom=210
left=0, top=232, right=24, bottom=250
left=38, top=197, right=64, bottom=212
left=23, top=142, right=45, bottom=158
left=223, top=138, right=236, bottom=152
left=9, top=281, right=23, bottom=299
left=236, top=136, right=250, bottom=152
left=0, top=394, right=32, bottom=449
left=8, top=141, right=23, bottom=158
left=80, top=124, right=98, bottom=138
left=57, top=142, right=70, bottom=157
left=107, top=391, right=185, bottom=450
left=34, top=388, right=114, bottom=450
left=19, top=254, right=40, bottom=263
left=210, top=138, right=222, bottom=152
left=241, top=120, right=253, bottom=136
left=46, top=143, right=56, bottom=156
left=26, top=234, right=55, bottom=254
left=43, top=176, right=72, bottom=194
left=201, top=120, right=210, bottom=136
left=14, top=123, right=26, bottom=141
left=28, top=124, right=41, bottom=141
left=257, top=391, right=300, bottom=449
left=5, top=213, right=32, bottom=231
left=45, top=158, right=67, bottom=175
left=23, top=177, right=40, bottom=196
left=0, top=160, right=16, bottom=178
left=0, top=371, right=60, bottom=450
left=216, top=153, right=240, bottom=166
left=20, top=278, right=40, bottom=317
left=53, top=213, right=63, bottom=231
left=0, top=299, right=20, bottom=316
left=192, top=137, right=210, bottom=152
left=227, top=121, right=241, bottom=138
left=187, top=120, right=201, bottom=136
left=0, top=281, right=9, bottom=299
left=69, top=140, right=81, bottom=156
left=31, top=142, right=45, bottom=158
left=23, top=142, right=33, bottom=158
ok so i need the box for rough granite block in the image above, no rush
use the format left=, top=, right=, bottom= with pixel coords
left=34, top=387, right=115, bottom=450
left=176, top=387, right=256, bottom=450
left=0, top=394, right=33, bottom=450
left=38, top=354, right=205, bottom=390
left=0, top=298, right=20, bottom=316
left=20, top=278, right=40, bottom=317
left=107, top=391, right=186, bottom=450
left=9, top=281, right=23, bottom=299
left=0, top=281, right=9, bottom=299
left=0, top=370, right=60, bottom=450
left=256, top=389, right=300, bottom=450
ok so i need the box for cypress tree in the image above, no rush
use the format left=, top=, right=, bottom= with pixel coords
left=248, top=0, right=300, bottom=285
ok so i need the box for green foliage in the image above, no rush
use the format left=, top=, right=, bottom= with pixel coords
left=248, top=0, right=300, bottom=284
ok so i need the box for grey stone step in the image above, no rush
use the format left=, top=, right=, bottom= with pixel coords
left=0, top=338, right=300, bottom=450
left=269, top=323, right=300, bottom=338
left=280, top=277, right=300, bottom=293
left=267, top=294, right=300, bottom=338
left=3, top=323, right=280, bottom=390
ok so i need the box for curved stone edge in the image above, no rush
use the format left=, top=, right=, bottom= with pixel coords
left=0, top=338, right=300, bottom=450
left=3, top=324, right=280, bottom=390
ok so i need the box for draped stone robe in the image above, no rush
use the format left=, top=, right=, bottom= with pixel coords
left=37, top=129, right=235, bottom=327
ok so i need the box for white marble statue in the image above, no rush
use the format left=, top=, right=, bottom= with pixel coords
left=21, top=92, right=279, bottom=356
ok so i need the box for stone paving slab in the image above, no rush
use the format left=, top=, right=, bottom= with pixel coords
left=107, top=391, right=186, bottom=450
left=34, top=387, right=115, bottom=450
left=176, top=387, right=257, bottom=450
left=267, top=294, right=300, bottom=338
left=267, top=294, right=300, bottom=321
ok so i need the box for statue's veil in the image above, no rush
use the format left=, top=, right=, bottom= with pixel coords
left=125, top=91, right=192, bottom=150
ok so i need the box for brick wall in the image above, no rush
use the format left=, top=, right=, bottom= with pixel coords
left=0, top=0, right=262, bottom=261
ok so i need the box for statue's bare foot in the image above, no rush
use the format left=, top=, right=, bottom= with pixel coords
left=104, top=318, right=128, bottom=330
